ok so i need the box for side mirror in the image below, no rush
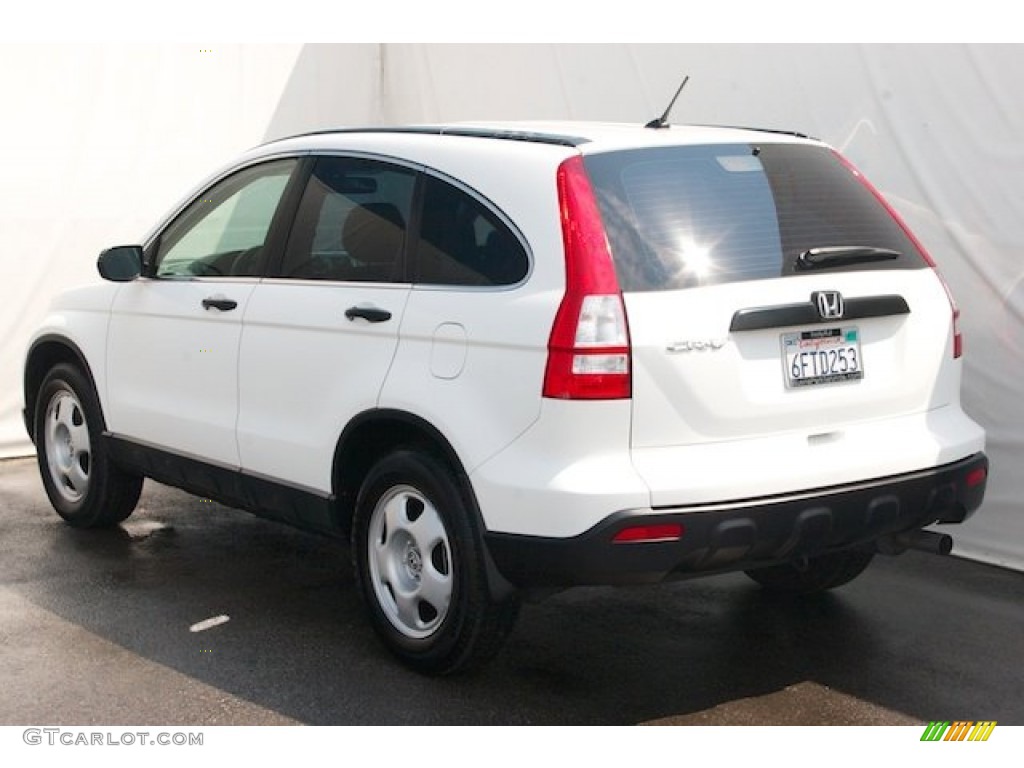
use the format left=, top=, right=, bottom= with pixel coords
left=97, top=245, right=143, bottom=282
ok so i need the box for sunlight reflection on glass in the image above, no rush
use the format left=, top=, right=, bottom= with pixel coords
left=676, top=238, right=712, bottom=280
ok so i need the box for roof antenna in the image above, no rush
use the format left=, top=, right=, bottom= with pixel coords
left=645, top=75, right=690, bottom=130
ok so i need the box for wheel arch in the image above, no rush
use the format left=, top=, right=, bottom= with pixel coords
left=332, top=408, right=516, bottom=601
left=23, top=335, right=103, bottom=444
left=332, top=409, right=471, bottom=529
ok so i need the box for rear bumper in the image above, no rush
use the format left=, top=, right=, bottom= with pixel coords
left=484, top=453, right=989, bottom=588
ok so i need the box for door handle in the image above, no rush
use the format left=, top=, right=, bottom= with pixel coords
left=345, top=306, right=392, bottom=323
left=202, top=297, right=238, bottom=311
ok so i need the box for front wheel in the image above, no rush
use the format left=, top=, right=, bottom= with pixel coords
left=35, top=363, right=143, bottom=528
left=352, top=450, right=519, bottom=674
left=745, top=549, right=875, bottom=594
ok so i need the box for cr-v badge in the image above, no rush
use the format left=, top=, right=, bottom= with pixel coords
left=666, top=339, right=726, bottom=353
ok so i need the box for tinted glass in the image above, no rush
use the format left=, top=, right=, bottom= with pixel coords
left=584, top=143, right=926, bottom=291
left=280, top=156, right=415, bottom=282
left=414, top=175, right=528, bottom=286
left=155, top=159, right=298, bottom=278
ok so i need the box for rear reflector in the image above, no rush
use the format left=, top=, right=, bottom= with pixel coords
left=952, top=306, right=963, bottom=359
left=966, top=467, right=987, bottom=489
left=612, top=523, right=684, bottom=543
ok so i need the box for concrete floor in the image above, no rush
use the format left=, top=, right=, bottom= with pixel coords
left=1, top=456, right=1021, bottom=726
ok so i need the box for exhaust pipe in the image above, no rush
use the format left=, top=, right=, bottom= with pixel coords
left=877, top=529, right=953, bottom=556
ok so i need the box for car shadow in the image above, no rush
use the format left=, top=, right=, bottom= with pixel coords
left=10, top=480, right=1023, bottom=725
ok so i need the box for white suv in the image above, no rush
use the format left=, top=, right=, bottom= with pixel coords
left=22, top=122, right=989, bottom=673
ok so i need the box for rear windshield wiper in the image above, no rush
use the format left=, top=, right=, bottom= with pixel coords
left=796, top=246, right=901, bottom=271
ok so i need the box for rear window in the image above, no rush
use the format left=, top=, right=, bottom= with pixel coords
left=584, top=143, right=927, bottom=291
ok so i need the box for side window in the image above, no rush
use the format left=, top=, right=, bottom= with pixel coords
left=154, top=159, right=298, bottom=278
left=280, top=156, right=416, bottom=282
left=414, top=175, right=528, bottom=286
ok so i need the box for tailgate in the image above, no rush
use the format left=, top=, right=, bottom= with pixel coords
left=625, top=269, right=957, bottom=448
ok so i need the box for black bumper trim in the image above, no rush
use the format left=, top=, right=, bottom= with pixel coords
left=484, top=453, right=988, bottom=588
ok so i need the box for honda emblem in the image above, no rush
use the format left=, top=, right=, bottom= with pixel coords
left=813, top=291, right=844, bottom=320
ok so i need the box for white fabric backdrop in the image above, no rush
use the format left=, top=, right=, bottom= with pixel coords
left=1, top=44, right=1020, bottom=569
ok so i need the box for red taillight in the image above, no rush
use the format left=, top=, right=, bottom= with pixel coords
left=951, top=306, right=963, bottom=359
left=966, top=467, right=987, bottom=489
left=543, top=155, right=631, bottom=400
left=833, top=150, right=963, bottom=359
left=612, top=523, right=684, bottom=544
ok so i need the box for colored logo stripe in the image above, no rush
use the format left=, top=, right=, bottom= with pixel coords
left=968, top=722, right=997, bottom=741
left=920, top=721, right=996, bottom=742
left=945, top=721, right=973, bottom=741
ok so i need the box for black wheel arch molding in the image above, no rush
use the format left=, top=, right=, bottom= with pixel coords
left=332, top=408, right=518, bottom=601
left=23, top=334, right=104, bottom=444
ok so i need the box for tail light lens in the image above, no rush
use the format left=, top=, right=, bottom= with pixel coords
left=834, top=150, right=962, bottom=359
left=543, top=156, right=631, bottom=399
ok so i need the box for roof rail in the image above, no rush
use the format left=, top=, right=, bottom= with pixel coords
left=273, top=126, right=590, bottom=148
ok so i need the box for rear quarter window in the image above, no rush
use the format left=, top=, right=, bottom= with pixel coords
left=584, top=143, right=927, bottom=291
left=413, top=175, right=529, bottom=287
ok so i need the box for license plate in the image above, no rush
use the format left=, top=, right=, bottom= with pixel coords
left=782, top=327, right=864, bottom=388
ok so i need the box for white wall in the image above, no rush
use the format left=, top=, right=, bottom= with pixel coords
left=2, top=43, right=1021, bottom=569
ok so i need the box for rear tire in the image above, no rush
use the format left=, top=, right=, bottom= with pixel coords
left=352, top=449, right=519, bottom=674
left=745, top=549, right=874, bottom=594
left=35, top=363, right=143, bottom=528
